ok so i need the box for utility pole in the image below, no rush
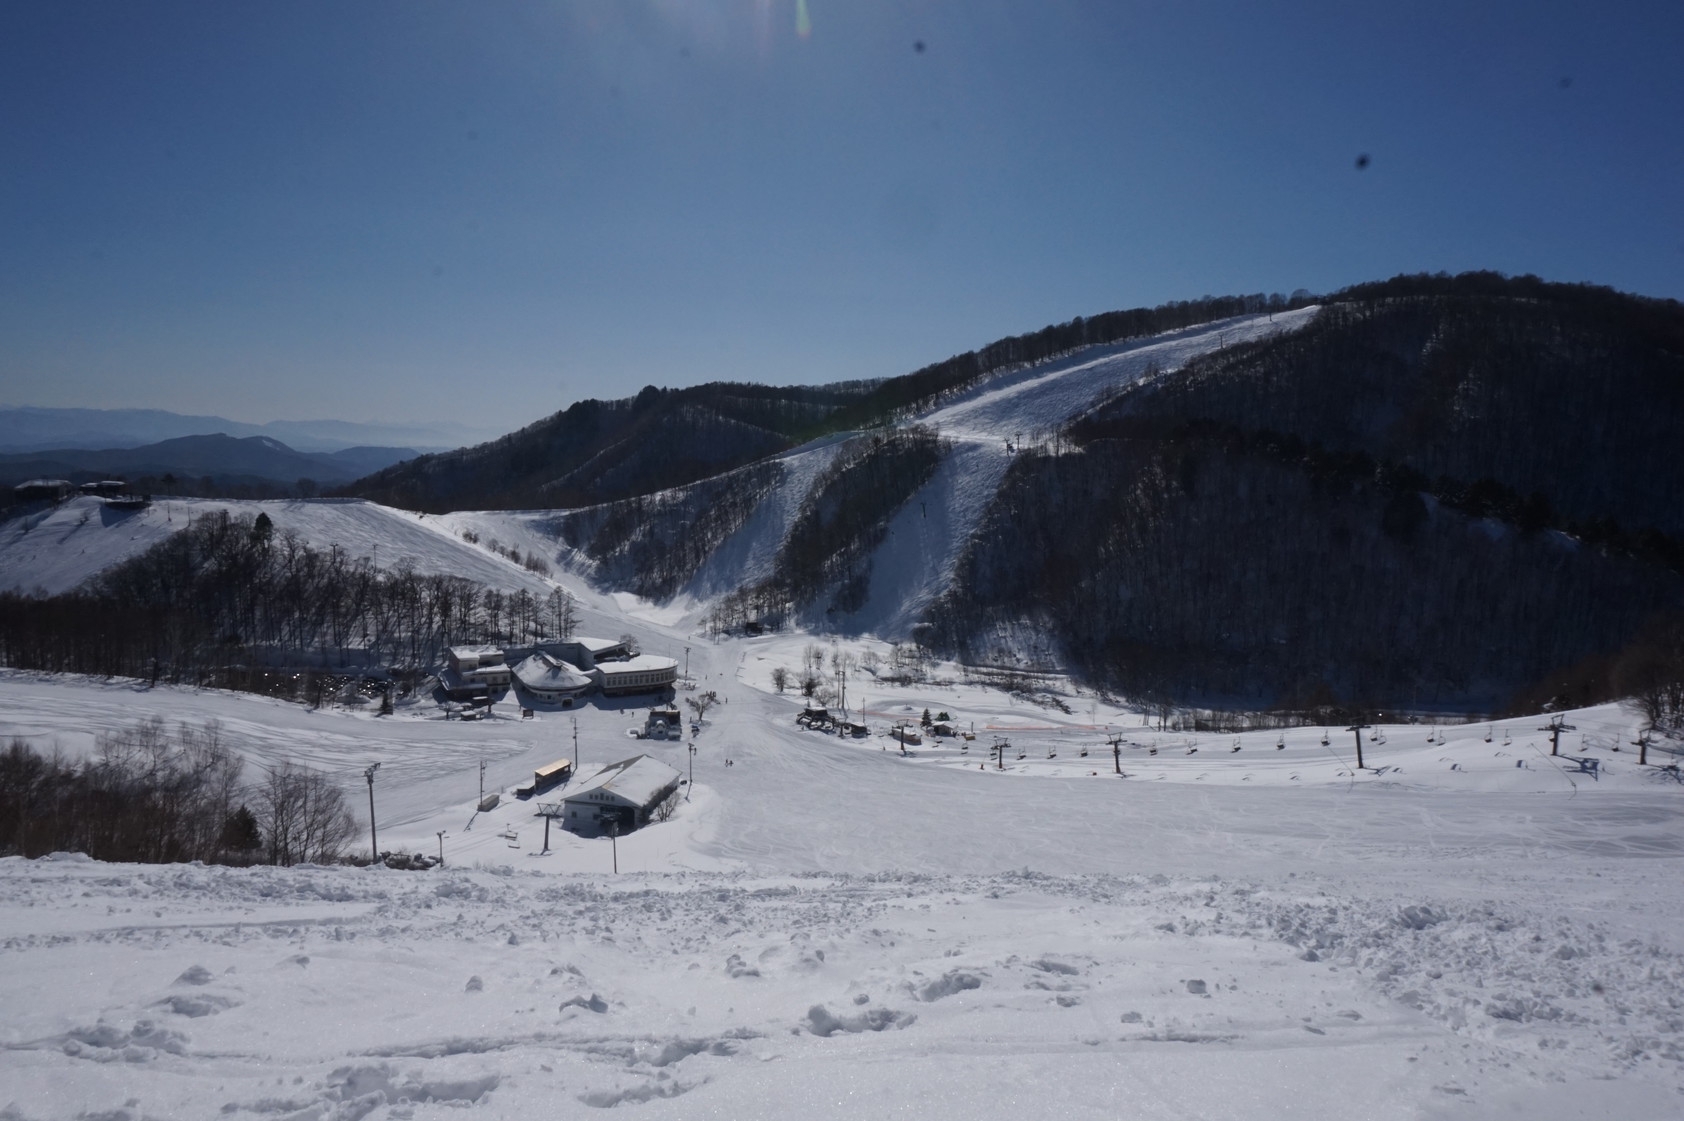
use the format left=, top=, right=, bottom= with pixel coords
left=1539, top=716, right=1577, bottom=757
left=684, top=646, right=690, bottom=684
left=478, top=758, right=486, bottom=806
left=1345, top=723, right=1371, bottom=770
left=572, top=716, right=579, bottom=770
left=363, top=762, right=382, bottom=862
left=436, top=830, right=446, bottom=867
left=606, top=819, right=619, bottom=874
left=687, top=742, right=697, bottom=799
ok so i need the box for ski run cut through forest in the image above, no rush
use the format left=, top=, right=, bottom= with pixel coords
left=3, top=299, right=1684, bottom=1120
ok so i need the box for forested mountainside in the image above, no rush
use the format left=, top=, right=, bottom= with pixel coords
left=927, top=274, right=1684, bottom=710
left=1097, top=273, right=1684, bottom=536
left=346, top=385, right=849, bottom=513
left=550, top=459, right=788, bottom=601
left=9, top=274, right=1678, bottom=715
left=346, top=294, right=1303, bottom=513
left=0, top=509, right=571, bottom=695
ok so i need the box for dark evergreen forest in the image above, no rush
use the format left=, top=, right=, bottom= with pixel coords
left=928, top=274, right=1684, bottom=711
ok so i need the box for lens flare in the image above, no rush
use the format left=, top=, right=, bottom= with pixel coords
left=796, top=0, right=812, bottom=39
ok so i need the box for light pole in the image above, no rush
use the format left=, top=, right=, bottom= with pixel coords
left=605, top=818, right=619, bottom=874
left=436, top=830, right=446, bottom=867
left=364, top=762, right=382, bottom=862
left=687, top=742, right=697, bottom=799
left=684, top=646, right=690, bottom=684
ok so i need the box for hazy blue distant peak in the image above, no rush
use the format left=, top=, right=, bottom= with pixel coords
left=0, top=407, right=500, bottom=455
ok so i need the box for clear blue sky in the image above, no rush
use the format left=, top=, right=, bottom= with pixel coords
left=3, top=1, right=1680, bottom=434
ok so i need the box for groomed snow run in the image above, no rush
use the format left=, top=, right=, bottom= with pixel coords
left=3, top=634, right=1683, bottom=1119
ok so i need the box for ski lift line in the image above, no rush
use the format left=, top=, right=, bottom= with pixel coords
left=1527, top=742, right=1579, bottom=797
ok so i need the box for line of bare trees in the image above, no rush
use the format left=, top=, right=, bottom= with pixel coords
left=0, top=719, right=357, bottom=865
left=0, top=509, right=579, bottom=688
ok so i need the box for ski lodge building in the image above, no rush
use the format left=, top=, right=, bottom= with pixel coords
left=447, top=636, right=677, bottom=706
left=562, top=755, right=682, bottom=836
left=441, top=645, right=512, bottom=701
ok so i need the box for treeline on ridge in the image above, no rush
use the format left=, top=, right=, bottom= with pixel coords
left=1102, top=278, right=1684, bottom=536
left=346, top=293, right=1311, bottom=513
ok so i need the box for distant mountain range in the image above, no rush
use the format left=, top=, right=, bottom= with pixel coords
left=0, top=407, right=498, bottom=455
left=0, top=433, right=422, bottom=490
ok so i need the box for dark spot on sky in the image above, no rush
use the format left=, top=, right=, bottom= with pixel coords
left=1559, top=76, right=1572, bottom=89
left=1354, top=153, right=1370, bottom=170
left=913, top=40, right=926, bottom=54
left=467, top=129, right=479, bottom=142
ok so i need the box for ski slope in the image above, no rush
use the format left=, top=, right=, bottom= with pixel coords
left=3, top=638, right=1683, bottom=1120
left=0, top=311, right=1316, bottom=641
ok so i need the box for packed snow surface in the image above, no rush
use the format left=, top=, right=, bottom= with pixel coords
left=3, top=635, right=1683, bottom=1119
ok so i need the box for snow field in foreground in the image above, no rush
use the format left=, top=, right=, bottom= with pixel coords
left=3, top=651, right=1684, bottom=1118
left=2, top=859, right=1681, bottom=1121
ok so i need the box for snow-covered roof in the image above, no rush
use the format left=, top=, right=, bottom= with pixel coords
left=564, top=754, right=681, bottom=809
left=512, top=652, right=593, bottom=692
left=573, top=636, right=628, bottom=655
left=450, top=644, right=503, bottom=658
left=598, top=654, right=677, bottom=676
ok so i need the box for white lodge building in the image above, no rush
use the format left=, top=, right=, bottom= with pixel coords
left=441, top=645, right=512, bottom=700
left=459, top=636, right=677, bottom=707
left=562, top=755, right=682, bottom=836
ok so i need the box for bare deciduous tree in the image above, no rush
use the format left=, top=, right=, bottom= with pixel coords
left=255, top=763, right=357, bottom=866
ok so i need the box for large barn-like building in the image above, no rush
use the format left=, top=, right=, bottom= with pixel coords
left=562, top=755, right=682, bottom=836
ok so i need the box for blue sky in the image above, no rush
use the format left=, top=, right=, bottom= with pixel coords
left=3, top=1, right=1680, bottom=434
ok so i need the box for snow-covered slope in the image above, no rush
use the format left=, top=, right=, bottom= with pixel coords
left=820, top=309, right=1319, bottom=635
left=3, top=642, right=1682, bottom=1119
left=0, top=497, right=551, bottom=599
left=0, top=311, right=1315, bottom=642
